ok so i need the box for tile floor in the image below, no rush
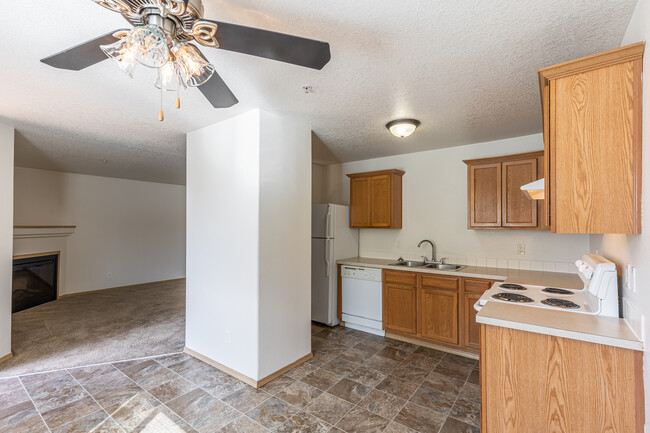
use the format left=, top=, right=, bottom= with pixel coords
left=0, top=324, right=480, bottom=432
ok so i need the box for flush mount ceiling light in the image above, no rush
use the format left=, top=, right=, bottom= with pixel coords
left=386, top=119, right=421, bottom=138
left=40, top=0, right=332, bottom=121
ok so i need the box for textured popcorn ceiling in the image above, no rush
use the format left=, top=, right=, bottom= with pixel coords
left=0, top=0, right=637, bottom=184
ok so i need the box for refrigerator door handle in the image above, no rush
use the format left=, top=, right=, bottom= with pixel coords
left=325, top=239, right=331, bottom=277
left=326, top=206, right=332, bottom=239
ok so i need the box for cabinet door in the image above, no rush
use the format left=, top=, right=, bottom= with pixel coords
left=552, top=60, right=641, bottom=234
left=463, top=292, right=483, bottom=350
left=350, top=177, right=370, bottom=228
left=502, top=159, right=538, bottom=227
left=421, top=288, right=458, bottom=345
left=469, top=163, right=502, bottom=228
left=383, top=283, right=417, bottom=335
left=370, top=174, right=392, bottom=228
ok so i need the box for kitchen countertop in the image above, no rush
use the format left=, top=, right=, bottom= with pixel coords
left=476, top=302, right=643, bottom=351
left=338, top=257, right=643, bottom=351
left=337, top=257, right=583, bottom=288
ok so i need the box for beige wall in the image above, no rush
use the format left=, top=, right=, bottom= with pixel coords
left=13, top=167, right=186, bottom=295
left=589, top=0, right=650, bottom=419
left=320, top=133, right=589, bottom=271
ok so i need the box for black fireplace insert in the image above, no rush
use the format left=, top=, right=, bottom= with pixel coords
left=12, top=253, right=59, bottom=313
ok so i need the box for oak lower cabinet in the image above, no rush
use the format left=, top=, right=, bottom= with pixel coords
left=464, top=152, right=544, bottom=230
left=383, top=270, right=418, bottom=335
left=462, top=278, right=493, bottom=350
left=347, top=169, right=404, bottom=229
left=481, top=324, right=644, bottom=432
left=382, top=270, right=494, bottom=353
left=420, top=275, right=459, bottom=345
left=539, top=43, right=643, bottom=234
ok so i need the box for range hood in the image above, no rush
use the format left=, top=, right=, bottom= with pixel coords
left=520, top=178, right=544, bottom=200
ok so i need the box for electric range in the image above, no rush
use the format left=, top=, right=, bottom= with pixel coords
left=475, top=254, right=619, bottom=318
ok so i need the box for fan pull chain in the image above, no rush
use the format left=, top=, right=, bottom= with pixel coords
left=176, top=70, right=181, bottom=109
left=159, top=76, right=164, bottom=122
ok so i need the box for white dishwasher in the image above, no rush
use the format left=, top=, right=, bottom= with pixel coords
left=341, top=265, right=385, bottom=336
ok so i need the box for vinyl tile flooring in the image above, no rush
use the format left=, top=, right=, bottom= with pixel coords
left=0, top=323, right=480, bottom=432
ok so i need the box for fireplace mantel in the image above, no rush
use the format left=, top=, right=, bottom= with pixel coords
left=13, top=226, right=76, bottom=239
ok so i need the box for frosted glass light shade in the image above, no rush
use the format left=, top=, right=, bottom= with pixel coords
left=126, top=25, right=169, bottom=68
left=155, top=60, right=186, bottom=91
left=175, top=43, right=215, bottom=87
left=100, top=37, right=137, bottom=78
left=386, top=119, right=421, bottom=138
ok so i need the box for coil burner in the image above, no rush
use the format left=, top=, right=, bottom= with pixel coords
left=491, top=293, right=534, bottom=303
left=541, top=298, right=580, bottom=309
left=498, top=283, right=527, bottom=291
left=542, top=287, right=575, bottom=296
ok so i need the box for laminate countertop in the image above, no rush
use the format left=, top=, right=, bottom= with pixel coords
left=337, top=257, right=643, bottom=351
left=337, top=257, right=583, bottom=288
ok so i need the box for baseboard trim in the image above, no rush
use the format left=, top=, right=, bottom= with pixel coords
left=257, top=353, right=313, bottom=388
left=385, top=332, right=479, bottom=360
left=183, top=347, right=313, bottom=389
left=0, top=353, right=13, bottom=364
left=59, top=278, right=186, bottom=298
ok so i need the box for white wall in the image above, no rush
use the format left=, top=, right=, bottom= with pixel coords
left=322, top=134, right=589, bottom=271
left=258, top=111, right=312, bottom=378
left=312, top=163, right=325, bottom=204
left=0, top=123, right=14, bottom=357
left=186, top=110, right=311, bottom=381
left=13, top=168, right=186, bottom=295
left=590, top=0, right=650, bottom=423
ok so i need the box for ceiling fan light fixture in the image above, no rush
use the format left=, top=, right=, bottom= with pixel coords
left=100, top=37, right=137, bottom=78
left=126, top=24, right=169, bottom=68
left=174, top=43, right=215, bottom=87
left=386, top=119, right=421, bottom=138
left=155, top=59, right=186, bottom=91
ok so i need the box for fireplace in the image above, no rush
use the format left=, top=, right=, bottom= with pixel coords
left=12, top=252, right=59, bottom=313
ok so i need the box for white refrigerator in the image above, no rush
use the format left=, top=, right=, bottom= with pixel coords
left=312, top=204, right=359, bottom=326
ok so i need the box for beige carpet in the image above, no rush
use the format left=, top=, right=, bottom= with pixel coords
left=0, top=279, right=185, bottom=377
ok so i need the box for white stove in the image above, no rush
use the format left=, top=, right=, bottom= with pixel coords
left=475, top=254, right=619, bottom=318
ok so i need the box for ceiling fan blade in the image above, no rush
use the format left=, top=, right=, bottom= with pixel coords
left=41, top=30, right=127, bottom=71
left=206, top=20, right=331, bottom=70
left=198, top=71, right=239, bottom=108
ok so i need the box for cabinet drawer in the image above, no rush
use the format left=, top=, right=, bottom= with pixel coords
left=464, top=278, right=494, bottom=294
left=421, top=275, right=458, bottom=290
left=384, top=270, right=417, bottom=286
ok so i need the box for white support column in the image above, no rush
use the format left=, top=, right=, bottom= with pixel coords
left=186, top=110, right=312, bottom=383
left=0, top=123, right=14, bottom=359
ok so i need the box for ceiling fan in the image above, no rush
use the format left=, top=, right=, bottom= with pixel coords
left=41, top=0, right=331, bottom=119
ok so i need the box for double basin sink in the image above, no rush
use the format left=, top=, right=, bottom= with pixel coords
left=389, top=261, right=467, bottom=271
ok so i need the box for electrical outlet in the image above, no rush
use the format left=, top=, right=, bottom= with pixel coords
left=517, top=244, right=526, bottom=255
left=225, top=330, right=231, bottom=344
left=395, top=240, right=401, bottom=249
left=106, top=272, right=112, bottom=279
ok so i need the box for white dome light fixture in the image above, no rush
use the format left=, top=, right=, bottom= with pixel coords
left=386, top=119, right=421, bottom=138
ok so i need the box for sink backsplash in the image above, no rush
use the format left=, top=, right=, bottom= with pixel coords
left=363, top=252, right=578, bottom=274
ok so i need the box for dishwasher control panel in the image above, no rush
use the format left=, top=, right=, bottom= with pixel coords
left=341, top=266, right=382, bottom=282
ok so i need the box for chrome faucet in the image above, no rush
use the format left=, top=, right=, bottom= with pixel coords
left=418, top=240, right=437, bottom=263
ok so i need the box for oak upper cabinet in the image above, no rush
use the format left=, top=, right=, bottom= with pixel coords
left=539, top=43, right=644, bottom=234
left=419, top=275, right=459, bottom=345
left=383, top=270, right=417, bottom=335
left=465, top=152, right=544, bottom=230
left=347, top=169, right=404, bottom=229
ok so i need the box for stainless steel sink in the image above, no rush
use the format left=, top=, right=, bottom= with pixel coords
left=426, top=263, right=467, bottom=271
left=389, top=261, right=427, bottom=267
